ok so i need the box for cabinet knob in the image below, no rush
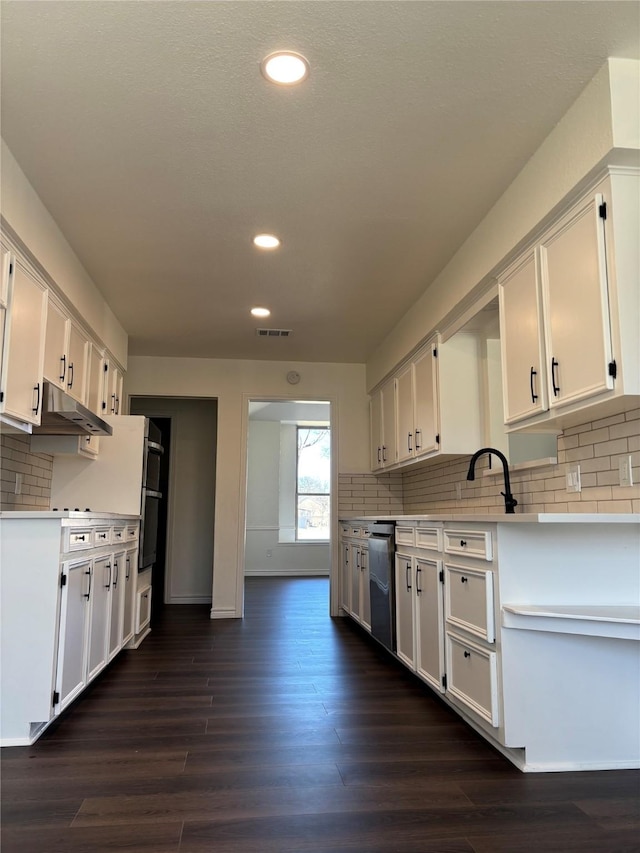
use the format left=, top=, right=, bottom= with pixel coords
left=460, top=539, right=467, bottom=547
left=460, top=576, right=468, bottom=584
left=464, top=650, right=471, bottom=659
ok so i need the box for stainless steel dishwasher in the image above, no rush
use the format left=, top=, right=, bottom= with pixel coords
left=367, top=522, right=396, bottom=653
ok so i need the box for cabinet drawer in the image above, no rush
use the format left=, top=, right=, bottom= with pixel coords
left=445, top=563, right=495, bottom=643
left=415, top=525, right=441, bottom=551
left=93, top=527, right=111, bottom=547
left=112, top=526, right=126, bottom=543
left=125, top=525, right=139, bottom=542
left=444, top=529, right=492, bottom=561
left=446, top=631, right=499, bottom=727
left=395, top=525, right=415, bottom=547
left=66, top=528, right=93, bottom=551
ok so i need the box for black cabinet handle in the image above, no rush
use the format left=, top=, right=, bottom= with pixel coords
left=32, top=383, right=41, bottom=415
left=530, top=366, right=538, bottom=403
left=67, top=362, right=74, bottom=389
left=84, top=568, right=92, bottom=600
left=460, top=540, right=467, bottom=547
left=377, top=447, right=381, bottom=465
left=551, top=358, right=560, bottom=397
left=464, top=650, right=471, bottom=659
left=113, top=559, right=118, bottom=588
left=416, top=566, right=422, bottom=595
left=461, top=576, right=468, bottom=584
left=415, top=428, right=421, bottom=451
left=60, top=354, right=66, bottom=383
left=406, top=563, right=412, bottom=590
left=115, top=396, right=120, bottom=414
left=105, top=562, right=112, bottom=589
left=408, top=432, right=413, bottom=453
left=382, top=445, right=387, bottom=463
left=126, top=556, right=131, bottom=580
left=111, top=393, right=116, bottom=413
left=78, top=534, right=85, bottom=542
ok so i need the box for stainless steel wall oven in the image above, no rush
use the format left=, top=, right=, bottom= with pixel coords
left=139, top=419, right=164, bottom=571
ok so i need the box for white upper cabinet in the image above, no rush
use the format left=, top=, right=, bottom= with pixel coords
left=0, top=255, right=48, bottom=426
left=498, top=251, right=548, bottom=424
left=370, top=377, right=396, bottom=470
left=396, top=338, right=439, bottom=464
left=102, top=358, right=124, bottom=415
left=499, top=169, right=639, bottom=430
left=43, top=297, right=90, bottom=404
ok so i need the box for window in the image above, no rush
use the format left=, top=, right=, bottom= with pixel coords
left=296, top=427, right=330, bottom=540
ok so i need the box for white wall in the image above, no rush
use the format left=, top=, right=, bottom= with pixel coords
left=130, top=397, right=217, bottom=604
left=245, top=420, right=330, bottom=577
left=0, top=139, right=128, bottom=366
left=124, top=357, right=369, bottom=618
left=367, top=58, right=640, bottom=390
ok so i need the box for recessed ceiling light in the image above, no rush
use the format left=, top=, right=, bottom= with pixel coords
left=253, top=234, right=281, bottom=249
left=251, top=307, right=271, bottom=318
left=260, top=51, right=309, bottom=85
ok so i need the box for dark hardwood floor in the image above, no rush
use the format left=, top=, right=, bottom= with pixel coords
left=2, top=577, right=639, bottom=852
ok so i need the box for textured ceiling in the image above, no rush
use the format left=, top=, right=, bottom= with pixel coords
left=1, top=1, right=638, bottom=363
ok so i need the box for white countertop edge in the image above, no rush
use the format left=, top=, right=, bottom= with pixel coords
left=0, top=511, right=141, bottom=520
left=340, top=513, right=640, bottom=524
left=502, top=604, right=640, bottom=624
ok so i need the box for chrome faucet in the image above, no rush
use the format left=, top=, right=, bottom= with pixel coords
left=466, top=447, right=518, bottom=514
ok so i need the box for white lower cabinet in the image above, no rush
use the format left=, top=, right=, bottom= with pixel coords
left=415, top=556, right=445, bottom=693
left=395, top=554, right=416, bottom=669
left=108, top=550, right=126, bottom=662
left=54, top=558, right=91, bottom=713
left=0, top=514, right=140, bottom=746
left=121, top=546, right=138, bottom=647
left=136, top=585, right=152, bottom=634
left=86, top=554, right=112, bottom=681
left=339, top=526, right=371, bottom=634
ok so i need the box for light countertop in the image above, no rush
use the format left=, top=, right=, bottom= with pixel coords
left=341, top=513, right=640, bottom=524
left=0, top=511, right=140, bottom=520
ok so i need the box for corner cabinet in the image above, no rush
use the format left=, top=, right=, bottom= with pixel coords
left=499, top=169, right=640, bottom=430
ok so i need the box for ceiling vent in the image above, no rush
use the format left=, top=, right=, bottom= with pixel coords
left=256, top=328, right=292, bottom=338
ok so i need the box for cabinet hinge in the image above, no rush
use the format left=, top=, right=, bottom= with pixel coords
left=608, top=360, right=617, bottom=380
left=104, top=363, right=108, bottom=372
left=439, top=570, right=444, bottom=583
left=0, top=390, right=3, bottom=403
left=442, top=674, right=447, bottom=690
left=8, top=262, right=13, bottom=275
left=433, top=347, right=438, bottom=358
left=52, top=690, right=60, bottom=706
left=435, top=434, right=440, bottom=445
left=102, top=401, right=106, bottom=410
left=598, top=202, right=607, bottom=220
left=60, top=573, right=67, bottom=588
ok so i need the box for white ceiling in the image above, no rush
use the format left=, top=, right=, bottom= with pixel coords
left=1, top=1, right=638, bottom=363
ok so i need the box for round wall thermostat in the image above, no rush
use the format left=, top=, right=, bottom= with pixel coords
left=286, top=371, right=301, bottom=385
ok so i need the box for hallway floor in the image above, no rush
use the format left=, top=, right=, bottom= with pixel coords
left=2, top=577, right=639, bottom=852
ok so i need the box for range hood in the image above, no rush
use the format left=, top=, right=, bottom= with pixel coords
left=32, top=382, right=113, bottom=437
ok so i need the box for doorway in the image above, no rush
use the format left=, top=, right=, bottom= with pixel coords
left=244, top=400, right=332, bottom=585
left=130, top=396, right=218, bottom=615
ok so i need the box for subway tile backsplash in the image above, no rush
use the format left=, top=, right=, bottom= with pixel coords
left=340, top=411, right=640, bottom=517
left=0, top=434, right=53, bottom=510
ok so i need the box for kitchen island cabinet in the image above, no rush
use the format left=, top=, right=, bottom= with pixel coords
left=341, top=513, right=640, bottom=772
left=0, top=511, right=139, bottom=746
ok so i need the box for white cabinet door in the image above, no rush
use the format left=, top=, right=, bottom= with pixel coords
left=350, top=543, right=362, bottom=622
left=66, top=320, right=89, bottom=404
left=121, top=547, right=138, bottom=647
left=499, top=250, right=548, bottom=423
left=380, top=378, right=396, bottom=467
left=340, top=542, right=351, bottom=614
left=0, top=258, right=47, bottom=425
left=86, top=555, right=111, bottom=681
left=415, top=557, right=445, bottom=693
left=104, top=360, right=124, bottom=415
left=86, top=345, right=105, bottom=415
left=395, top=364, right=413, bottom=464
left=370, top=392, right=383, bottom=471
left=108, top=550, right=125, bottom=661
left=541, top=192, right=614, bottom=409
left=43, top=297, right=68, bottom=390
left=360, top=546, right=371, bottom=632
left=54, top=558, right=90, bottom=713
left=413, top=341, right=439, bottom=458
left=395, top=555, right=415, bottom=670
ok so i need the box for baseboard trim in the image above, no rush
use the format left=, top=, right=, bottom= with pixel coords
left=210, top=607, right=241, bottom=620
left=167, top=595, right=213, bottom=604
